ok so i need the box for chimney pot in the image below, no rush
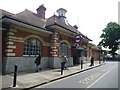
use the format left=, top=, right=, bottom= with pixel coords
left=73, top=25, right=78, bottom=29
left=36, top=4, right=46, bottom=19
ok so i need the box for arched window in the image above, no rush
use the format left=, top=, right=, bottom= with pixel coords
left=23, top=38, right=42, bottom=56
left=60, top=42, right=69, bottom=57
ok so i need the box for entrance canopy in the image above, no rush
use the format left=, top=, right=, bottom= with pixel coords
left=71, top=46, right=86, bottom=50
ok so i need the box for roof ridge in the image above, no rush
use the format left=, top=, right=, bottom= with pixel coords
left=16, top=9, right=36, bottom=15
left=0, top=9, right=15, bottom=16
left=24, top=9, right=36, bottom=14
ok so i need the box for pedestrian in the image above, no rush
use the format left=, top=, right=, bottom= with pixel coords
left=103, top=56, right=105, bottom=63
left=34, top=53, right=41, bottom=72
left=90, top=56, right=94, bottom=66
left=60, top=53, right=68, bottom=70
left=100, top=55, right=103, bottom=64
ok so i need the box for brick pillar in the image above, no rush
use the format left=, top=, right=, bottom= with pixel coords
left=50, top=32, right=59, bottom=57
left=49, top=32, right=60, bottom=68
left=5, top=29, right=17, bottom=57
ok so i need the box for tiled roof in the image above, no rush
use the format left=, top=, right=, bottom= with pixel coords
left=0, top=9, right=15, bottom=19
left=15, top=9, right=47, bottom=29
left=46, top=15, right=92, bottom=41
left=1, top=9, right=92, bottom=41
left=1, top=9, right=52, bottom=33
left=1, top=9, right=47, bottom=29
left=46, top=15, right=81, bottom=33
left=0, top=9, right=15, bottom=16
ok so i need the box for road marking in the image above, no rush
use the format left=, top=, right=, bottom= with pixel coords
left=38, top=69, right=89, bottom=88
left=79, top=66, right=113, bottom=85
left=85, top=66, right=115, bottom=89
left=79, top=72, right=101, bottom=84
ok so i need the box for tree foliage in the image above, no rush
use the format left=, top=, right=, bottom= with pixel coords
left=98, top=22, right=120, bottom=56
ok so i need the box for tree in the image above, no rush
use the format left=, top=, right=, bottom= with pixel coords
left=98, top=22, right=120, bottom=57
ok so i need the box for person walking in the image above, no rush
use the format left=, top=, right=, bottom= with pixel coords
left=34, top=53, right=41, bottom=72
left=90, top=56, right=94, bottom=66
left=103, top=56, right=105, bottom=63
left=60, top=53, right=68, bottom=70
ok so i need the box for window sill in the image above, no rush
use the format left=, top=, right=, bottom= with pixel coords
left=23, top=55, right=38, bottom=57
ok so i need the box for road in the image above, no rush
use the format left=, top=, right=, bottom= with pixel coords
left=34, top=61, right=119, bottom=89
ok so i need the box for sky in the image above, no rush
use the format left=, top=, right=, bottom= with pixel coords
left=0, top=0, right=119, bottom=46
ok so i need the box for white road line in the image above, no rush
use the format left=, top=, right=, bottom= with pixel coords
left=85, top=65, right=115, bottom=89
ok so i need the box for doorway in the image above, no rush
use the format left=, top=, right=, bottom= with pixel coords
left=72, top=49, right=82, bottom=65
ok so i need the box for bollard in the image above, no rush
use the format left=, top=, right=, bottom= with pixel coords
left=13, top=65, right=18, bottom=87
left=61, top=62, right=63, bottom=75
left=99, top=60, right=101, bottom=64
left=61, top=68, right=63, bottom=75
left=81, top=60, right=83, bottom=69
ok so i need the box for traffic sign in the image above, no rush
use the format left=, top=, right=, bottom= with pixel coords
left=74, top=35, right=83, bottom=43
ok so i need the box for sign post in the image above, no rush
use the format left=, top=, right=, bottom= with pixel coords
left=74, top=35, right=83, bottom=69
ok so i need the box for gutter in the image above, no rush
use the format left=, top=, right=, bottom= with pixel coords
left=46, top=23, right=92, bottom=41
left=46, top=23, right=78, bottom=34
left=2, top=15, right=53, bottom=34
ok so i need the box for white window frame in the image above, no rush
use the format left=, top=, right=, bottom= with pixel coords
left=23, top=38, right=42, bottom=57
left=60, top=42, right=69, bottom=57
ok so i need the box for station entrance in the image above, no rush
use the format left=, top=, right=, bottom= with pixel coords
left=72, top=49, right=82, bottom=65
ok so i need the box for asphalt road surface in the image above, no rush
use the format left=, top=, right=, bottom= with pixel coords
left=35, top=61, right=119, bottom=89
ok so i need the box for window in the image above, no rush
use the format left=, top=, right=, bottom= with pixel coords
left=23, top=38, right=42, bottom=56
left=60, top=42, right=69, bottom=57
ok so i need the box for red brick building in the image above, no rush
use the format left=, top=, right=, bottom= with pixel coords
left=1, top=5, right=101, bottom=74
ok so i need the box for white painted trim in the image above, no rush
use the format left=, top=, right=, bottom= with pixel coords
left=7, top=45, right=16, bottom=49
left=54, top=38, right=58, bottom=40
left=10, top=29, right=17, bottom=32
left=50, top=52, right=56, bottom=54
left=7, top=32, right=14, bottom=35
left=4, top=18, right=52, bottom=34
left=5, top=49, right=13, bottom=52
left=51, top=46, right=57, bottom=49
left=22, top=55, right=38, bottom=57
left=6, top=42, right=14, bottom=45
left=52, top=54, right=58, bottom=57
left=52, top=49, right=58, bottom=52
left=8, top=36, right=23, bottom=40
left=0, top=28, right=6, bottom=31
left=8, top=38, right=24, bottom=43
left=6, top=53, right=16, bottom=56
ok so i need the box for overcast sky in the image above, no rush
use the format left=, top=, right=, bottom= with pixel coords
left=0, top=0, right=119, bottom=45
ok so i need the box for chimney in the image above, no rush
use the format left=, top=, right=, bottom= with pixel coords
left=36, top=4, right=46, bottom=19
left=73, top=25, right=78, bottom=29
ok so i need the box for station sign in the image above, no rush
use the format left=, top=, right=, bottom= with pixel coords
left=71, top=46, right=86, bottom=50
left=74, top=35, right=83, bottom=43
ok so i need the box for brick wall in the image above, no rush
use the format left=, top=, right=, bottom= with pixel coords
left=5, top=24, right=51, bottom=57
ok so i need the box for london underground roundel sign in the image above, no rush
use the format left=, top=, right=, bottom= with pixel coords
left=74, top=35, right=83, bottom=43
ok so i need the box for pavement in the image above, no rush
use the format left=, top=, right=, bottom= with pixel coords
left=2, top=61, right=105, bottom=89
